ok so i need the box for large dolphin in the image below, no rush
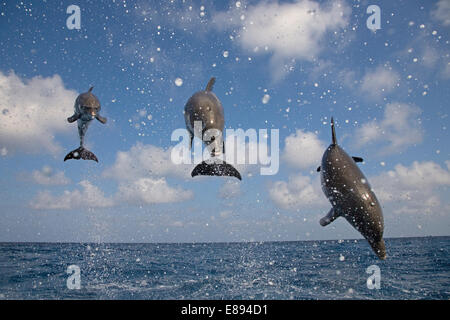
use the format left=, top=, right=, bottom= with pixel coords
left=317, top=118, right=386, bottom=260
left=64, top=87, right=107, bottom=162
left=184, top=77, right=241, bottom=180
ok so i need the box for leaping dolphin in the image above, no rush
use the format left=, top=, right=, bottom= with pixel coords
left=64, top=87, right=107, bottom=162
left=184, top=77, right=241, bottom=180
left=317, top=118, right=386, bottom=260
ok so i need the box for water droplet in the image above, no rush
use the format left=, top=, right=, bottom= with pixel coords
left=174, top=78, right=183, bottom=87
left=262, top=94, right=270, bottom=104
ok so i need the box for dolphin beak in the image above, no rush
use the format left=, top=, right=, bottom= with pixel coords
left=369, top=239, right=387, bottom=260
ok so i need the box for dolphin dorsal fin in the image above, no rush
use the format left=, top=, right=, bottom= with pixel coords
left=331, top=117, right=337, bottom=145
left=88, top=86, right=94, bottom=93
left=205, top=77, right=216, bottom=92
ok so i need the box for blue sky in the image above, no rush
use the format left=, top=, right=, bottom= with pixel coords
left=0, top=0, right=449, bottom=243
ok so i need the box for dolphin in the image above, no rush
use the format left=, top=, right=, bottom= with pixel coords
left=317, top=118, right=386, bottom=260
left=184, top=77, right=241, bottom=180
left=64, top=87, right=107, bottom=162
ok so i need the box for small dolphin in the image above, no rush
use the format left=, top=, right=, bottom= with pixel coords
left=64, top=87, right=107, bottom=162
left=184, top=77, right=241, bottom=180
left=317, top=118, right=386, bottom=260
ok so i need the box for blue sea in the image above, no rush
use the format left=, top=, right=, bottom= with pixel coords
left=0, top=237, right=448, bottom=300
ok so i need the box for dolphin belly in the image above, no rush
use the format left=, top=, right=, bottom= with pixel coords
left=65, top=87, right=106, bottom=163
left=184, top=78, right=241, bottom=180
left=318, top=119, right=385, bottom=259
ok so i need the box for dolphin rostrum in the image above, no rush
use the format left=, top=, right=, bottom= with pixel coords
left=184, top=77, right=241, bottom=180
left=317, top=117, right=386, bottom=260
left=64, top=87, right=107, bottom=162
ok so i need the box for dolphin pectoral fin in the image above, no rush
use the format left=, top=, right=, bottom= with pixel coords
left=368, top=238, right=386, bottom=260
left=95, top=114, right=107, bottom=124
left=319, top=208, right=340, bottom=226
left=352, top=156, right=364, bottom=163
left=316, top=166, right=321, bottom=172
left=64, top=147, right=98, bottom=162
left=191, top=160, right=241, bottom=180
left=67, top=114, right=80, bottom=123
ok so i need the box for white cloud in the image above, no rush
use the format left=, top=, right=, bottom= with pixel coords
left=421, top=46, right=439, bottom=68
left=213, top=0, right=350, bottom=78
left=103, top=142, right=191, bottom=181
left=282, top=129, right=325, bottom=170
left=117, top=177, right=193, bottom=205
left=337, top=69, right=358, bottom=88
left=103, top=142, right=194, bottom=205
left=360, top=65, right=400, bottom=99
left=268, top=128, right=327, bottom=210
left=371, top=161, right=450, bottom=215
left=31, top=180, right=114, bottom=210
left=442, top=62, right=450, bottom=79
left=31, top=166, right=71, bottom=186
left=0, top=71, right=77, bottom=155
left=219, top=179, right=242, bottom=199
left=269, top=173, right=325, bottom=210
left=355, top=102, right=423, bottom=153
left=431, top=0, right=450, bottom=26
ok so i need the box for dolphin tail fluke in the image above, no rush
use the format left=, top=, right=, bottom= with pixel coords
left=191, top=160, right=241, bottom=180
left=319, top=208, right=340, bottom=226
left=64, top=147, right=98, bottom=162
left=331, top=117, right=337, bottom=145
left=368, top=238, right=387, bottom=260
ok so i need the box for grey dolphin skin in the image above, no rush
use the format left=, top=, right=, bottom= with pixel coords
left=317, top=118, right=386, bottom=260
left=64, top=87, right=107, bottom=162
left=184, top=77, right=241, bottom=180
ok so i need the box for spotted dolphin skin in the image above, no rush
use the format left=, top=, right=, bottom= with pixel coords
left=317, top=118, right=386, bottom=260
left=64, top=87, right=107, bottom=162
left=184, top=77, right=241, bottom=180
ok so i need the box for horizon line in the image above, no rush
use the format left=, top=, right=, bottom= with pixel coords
left=0, top=235, right=448, bottom=246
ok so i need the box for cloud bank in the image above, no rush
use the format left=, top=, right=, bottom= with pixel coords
left=31, top=165, right=71, bottom=186
left=269, top=173, right=324, bottom=210
left=282, top=129, right=325, bottom=170
left=213, top=0, right=350, bottom=79
left=0, top=71, right=77, bottom=155
left=103, top=142, right=194, bottom=205
left=355, top=102, right=423, bottom=154
left=371, top=161, right=450, bottom=215
left=31, top=180, right=114, bottom=210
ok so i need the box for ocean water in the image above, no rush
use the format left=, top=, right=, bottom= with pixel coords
left=0, top=237, right=448, bottom=300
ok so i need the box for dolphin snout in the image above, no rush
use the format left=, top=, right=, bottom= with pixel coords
left=369, top=238, right=386, bottom=260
